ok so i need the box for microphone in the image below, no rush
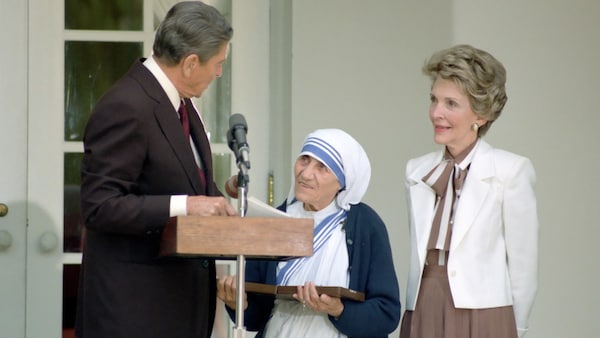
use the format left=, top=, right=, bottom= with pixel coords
left=228, top=113, right=250, bottom=169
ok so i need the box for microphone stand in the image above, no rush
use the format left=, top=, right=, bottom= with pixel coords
left=233, top=160, right=249, bottom=338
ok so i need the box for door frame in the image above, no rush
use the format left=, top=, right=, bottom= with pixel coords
left=0, top=0, right=28, bottom=337
left=27, top=0, right=65, bottom=336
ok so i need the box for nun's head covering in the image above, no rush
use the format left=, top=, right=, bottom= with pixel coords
left=287, top=128, right=371, bottom=211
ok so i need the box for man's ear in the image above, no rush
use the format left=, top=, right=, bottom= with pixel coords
left=181, top=54, right=199, bottom=77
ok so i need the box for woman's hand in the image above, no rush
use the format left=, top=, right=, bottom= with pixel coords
left=294, top=281, right=344, bottom=318
left=224, top=175, right=238, bottom=198
left=216, top=275, right=247, bottom=310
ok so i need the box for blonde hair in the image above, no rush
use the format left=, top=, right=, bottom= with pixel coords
left=423, top=44, right=507, bottom=136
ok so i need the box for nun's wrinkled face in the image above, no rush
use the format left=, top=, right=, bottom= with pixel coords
left=294, top=155, right=341, bottom=212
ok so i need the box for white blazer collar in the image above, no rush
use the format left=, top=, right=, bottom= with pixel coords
left=407, top=139, right=497, bottom=251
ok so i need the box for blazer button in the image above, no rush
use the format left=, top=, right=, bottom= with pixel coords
left=202, top=260, right=209, bottom=268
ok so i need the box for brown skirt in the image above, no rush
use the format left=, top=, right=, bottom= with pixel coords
left=400, top=255, right=517, bottom=338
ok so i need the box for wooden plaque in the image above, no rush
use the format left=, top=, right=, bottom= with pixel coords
left=245, top=282, right=365, bottom=302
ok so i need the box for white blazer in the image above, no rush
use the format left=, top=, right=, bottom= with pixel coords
left=404, top=139, right=538, bottom=337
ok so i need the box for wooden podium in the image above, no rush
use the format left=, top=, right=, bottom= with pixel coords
left=160, top=215, right=313, bottom=259
left=161, top=215, right=313, bottom=337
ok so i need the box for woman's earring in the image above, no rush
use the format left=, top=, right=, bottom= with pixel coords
left=471, top=123, right=479, bottom=132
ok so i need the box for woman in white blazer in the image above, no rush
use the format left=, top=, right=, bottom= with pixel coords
left=399, top=45, right=538, bottom=338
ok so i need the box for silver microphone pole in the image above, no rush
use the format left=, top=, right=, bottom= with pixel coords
left=233, top=146, right=249, bottom=338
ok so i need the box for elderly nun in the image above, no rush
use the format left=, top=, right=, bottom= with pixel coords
left=218, top=128, right=401, bottom=338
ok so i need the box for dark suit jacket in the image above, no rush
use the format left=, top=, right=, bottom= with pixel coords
left=76, top=59, right=222, bottom=338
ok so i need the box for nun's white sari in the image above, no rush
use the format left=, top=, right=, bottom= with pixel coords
left=264, top=201, right=349, bottom=338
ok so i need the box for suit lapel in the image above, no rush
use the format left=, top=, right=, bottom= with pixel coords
left=450, top=140, right=495, bottom=249
left=407, top=152, right=443, bottom=259
left=130, top=60, right=208, bottom=195
left=153, top=99, right=205, bottom=194
left=409, top=182, right=435, bottom=257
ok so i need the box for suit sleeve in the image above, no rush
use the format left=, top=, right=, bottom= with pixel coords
left=503, top=157, right=539, bottom=337
left=81, top=97, right=170, bottom=235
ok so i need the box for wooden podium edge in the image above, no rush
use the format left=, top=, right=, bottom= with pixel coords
left=160, top=216, right=314, bottom=259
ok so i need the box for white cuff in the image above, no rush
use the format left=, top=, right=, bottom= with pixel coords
left=170, top=195, right=188, bottom=217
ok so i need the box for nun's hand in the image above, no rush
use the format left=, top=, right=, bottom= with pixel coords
left=294, top=281, right=344, bottom=318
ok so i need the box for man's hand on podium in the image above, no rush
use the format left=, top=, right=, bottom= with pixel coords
left=186, top=195, right=237, bottom=216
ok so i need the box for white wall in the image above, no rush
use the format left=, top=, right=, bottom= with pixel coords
left=289, top=0, right=600, bottom=337
left=231, top=0, right=271, bottom=201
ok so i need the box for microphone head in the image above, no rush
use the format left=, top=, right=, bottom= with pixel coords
left=229, top=113, right=247, bottom=131
left=228, top=113, right=247, bottom=152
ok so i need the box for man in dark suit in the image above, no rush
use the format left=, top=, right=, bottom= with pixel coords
left=75, top=2, right=236, bottom=337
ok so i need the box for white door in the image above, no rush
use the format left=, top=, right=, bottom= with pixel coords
left=22, top=0, right=272, bottom=337
left=0, top=1, right=28, bottom=337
